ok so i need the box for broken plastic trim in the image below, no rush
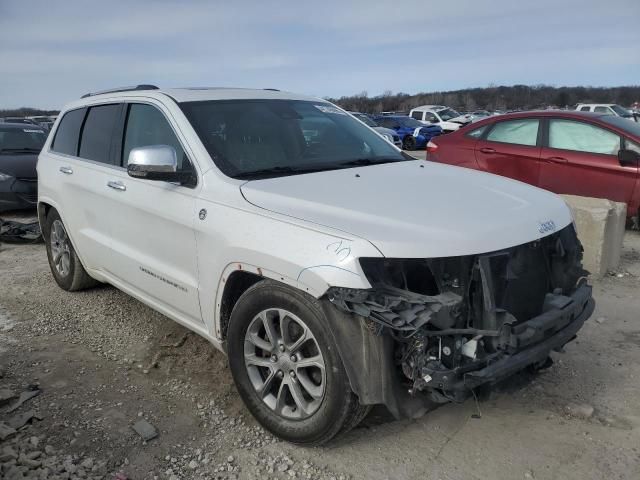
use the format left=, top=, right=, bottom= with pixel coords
left=327, top=285, right=461, bottom=332
left=325, top=225, right=591, bottom=405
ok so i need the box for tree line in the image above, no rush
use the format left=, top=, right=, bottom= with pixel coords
left=3, top=84, right=639, bottom=117
left=326, top=84, right=640, bottom=114
left=1, top=107, right=60, bottom=118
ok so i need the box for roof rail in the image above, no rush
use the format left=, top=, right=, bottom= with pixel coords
left=81, top=84, right=159, bottom=99
left=263, top=88, right=280, bottom=91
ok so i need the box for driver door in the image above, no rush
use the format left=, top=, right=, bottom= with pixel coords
left=104, top=101, right=203, bottom=325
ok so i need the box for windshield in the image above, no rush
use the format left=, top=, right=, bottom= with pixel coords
left=397, top=117, right=423, bottom=128
left=601, top=115, right=640, bottom=137
left=611, top=105, right=632, bottom=117
left=353, top=113, right=378, bottom=128
left=0, top=127, right=46, bottom=153
left=437, top=108, right=461, bottom=121
left=181, top=100, right=407, bottom=178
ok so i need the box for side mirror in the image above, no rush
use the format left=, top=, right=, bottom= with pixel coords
left=618, top=149, right=640, bottom=167
left=127, top=145, right=189, bottom=183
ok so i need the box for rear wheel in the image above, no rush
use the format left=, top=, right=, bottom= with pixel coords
left=402, top=136, right=416, bottom=150
left=227, top=280, right=368, bottom=445
left=44, top=209, right=99, bottom=291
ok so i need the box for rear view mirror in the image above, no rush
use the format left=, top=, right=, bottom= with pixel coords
left=127, top=145, right=190, bottom=183
left=618, top=149, right=640, bottom=167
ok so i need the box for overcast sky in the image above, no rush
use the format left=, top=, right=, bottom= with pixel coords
left=1, top=0, right=638, bottom=109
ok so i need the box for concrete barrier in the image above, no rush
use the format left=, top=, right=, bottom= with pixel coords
left=560, top=195, right=627, bottom=277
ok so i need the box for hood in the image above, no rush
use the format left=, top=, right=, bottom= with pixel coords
left=373, top=127, right=397, bottom=137
left=0, top=153, right=38, bottom=178
left=448, top=114, right=472, bottom=125
left=240, top=161, right=572, bottom=258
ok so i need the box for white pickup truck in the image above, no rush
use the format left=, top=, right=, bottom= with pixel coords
left=409, top=105, right=472, bottom=132
left=576, top=103, right=638, bottom=121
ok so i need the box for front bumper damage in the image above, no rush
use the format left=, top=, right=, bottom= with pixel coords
left=322, top=224, right=595, bottom=417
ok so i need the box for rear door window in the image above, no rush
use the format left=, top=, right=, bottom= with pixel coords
left=579, top=106, right=591, bottom=112
left=51, top=108, right=87, bottom=156
left=78, top=104, right=121, bottom=164
left=548, top=119, right=621, bottom=155
left=594, top=106, right=611, bottom=114
left=486, top=119, right=539, bottom=146
left=411, top=111, right=422, bottom=121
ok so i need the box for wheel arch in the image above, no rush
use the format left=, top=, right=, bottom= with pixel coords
left=37, top=201, right=54, bottom=234
left=218, top=269, right=264, bottom=342
left=210, top=253, right=374, bottom=342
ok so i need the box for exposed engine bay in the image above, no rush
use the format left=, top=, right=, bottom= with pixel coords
left=326, top=224, right=594, bottom=409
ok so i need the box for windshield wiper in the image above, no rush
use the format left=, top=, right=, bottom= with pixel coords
left=235, top=165, right=326, bottom=179
left=337, top=158, right=403, bottom=167
left=0, top=147, right=42, bottom=154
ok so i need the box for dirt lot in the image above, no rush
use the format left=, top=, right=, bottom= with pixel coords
left=1, top=230, right=639, bottom=480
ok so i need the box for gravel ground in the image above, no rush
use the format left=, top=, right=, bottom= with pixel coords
left=1, top=229, right=639, bottom=480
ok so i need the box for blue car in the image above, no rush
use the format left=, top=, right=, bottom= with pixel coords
left=372, top=115, right=442, bottom=150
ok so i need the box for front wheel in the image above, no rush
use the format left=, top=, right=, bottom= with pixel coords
left=227, top=280, right=368, bottom=445
left=402, top=135, right=416, bottom=150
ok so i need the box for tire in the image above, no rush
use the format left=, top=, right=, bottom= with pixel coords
left=227, top=280, right=369, bottom=445
left=43, top=209, right=99, bottom=291
left=402, top=136, right=416, bottom=151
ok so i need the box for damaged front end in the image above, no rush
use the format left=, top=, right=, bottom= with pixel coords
left=325, top=224, right=594, bottom=415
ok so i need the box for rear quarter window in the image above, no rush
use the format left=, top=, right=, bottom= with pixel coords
left=51, top=108, right=87, bottom=156
left=465, top=125, right=487, bottom=139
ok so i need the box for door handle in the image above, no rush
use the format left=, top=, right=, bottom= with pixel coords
left=59, top=166, right=73, bottom=175
left=479, top=147, right=496, bottom=154
left=107, top=181, right=126, bottom=191
left=545, top=156, right=568, bottom=164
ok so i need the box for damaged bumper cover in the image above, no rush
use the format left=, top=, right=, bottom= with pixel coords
left=424, top=283, right=594, bottom=396
left=322, top=225, right=594, bottom=417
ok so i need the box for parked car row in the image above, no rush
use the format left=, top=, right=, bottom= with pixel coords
left=0, top=115, right=57, bottom=131
left=349, top=112, right=402, bottom=148
left=0, top=122, right=46, bottom=212
left=427, top=110, right=640, bottom=221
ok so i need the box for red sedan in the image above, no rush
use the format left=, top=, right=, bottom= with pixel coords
left=427, top=111, right=640, bottom=218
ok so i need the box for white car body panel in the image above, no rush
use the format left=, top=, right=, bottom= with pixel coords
left=240, top=160, right=572, bottom=259
left=38, top=88, right=573, bottom=350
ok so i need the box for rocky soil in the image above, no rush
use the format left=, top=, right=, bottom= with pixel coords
left=1, top=232, right=639, bottom=479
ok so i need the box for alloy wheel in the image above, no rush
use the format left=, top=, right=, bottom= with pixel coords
left=50, top=219, right=71, bottom=277
left=244, top=308, right=326, bottom=420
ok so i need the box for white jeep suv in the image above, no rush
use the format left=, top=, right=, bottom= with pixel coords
left=38, top=85, right=594, bottom=445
